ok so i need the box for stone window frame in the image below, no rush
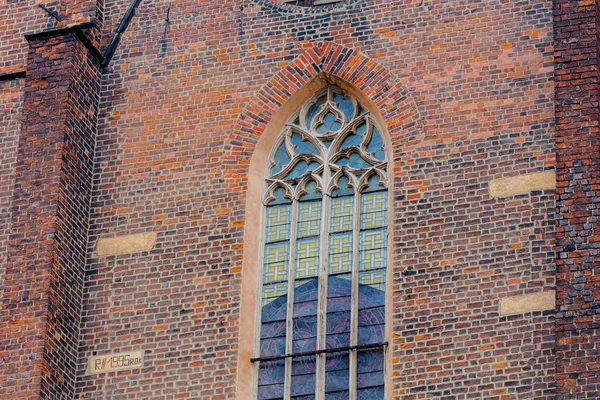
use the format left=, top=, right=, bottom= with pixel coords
left=251, top=85, right=390, bottom=399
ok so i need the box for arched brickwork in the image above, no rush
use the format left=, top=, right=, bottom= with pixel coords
left=225, top=41, right=423, bottom=398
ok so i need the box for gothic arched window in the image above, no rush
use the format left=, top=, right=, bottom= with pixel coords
left=253, top=86, right=388, bottom=399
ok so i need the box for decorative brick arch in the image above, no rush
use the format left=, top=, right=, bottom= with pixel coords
left=228, top=41, right=423, bottom=398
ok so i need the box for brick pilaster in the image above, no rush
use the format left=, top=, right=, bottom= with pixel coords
left=0, top=26, right=101, bottom=399
left=554, top=0, right=600, bottom=398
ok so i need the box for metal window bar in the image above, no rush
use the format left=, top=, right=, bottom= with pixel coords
left=251, top=342, right=387, bottom=363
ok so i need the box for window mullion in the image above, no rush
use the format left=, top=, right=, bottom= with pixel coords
left=315, top=167, right=332, bottom=400
left=284, top=199, right=300, bottom=400
left=349, top=188, right=361, bottom=400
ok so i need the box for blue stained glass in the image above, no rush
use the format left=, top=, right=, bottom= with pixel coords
left=291, top=364, right=316, bottom=397
left=293, top=315, right=317, bottom=353
left=293, top=396, right=316, bottom=400
left=339, top=133, right=363, bottom=151
left=258, top=359, right=285, bottom=399
left=261, top=293, right=287, bottom=322
left=260, top=320, right=286, bottom=339
left=356, top=122, right=367, bottom=136
left=357, top=348, right=385, bottom=396
left=294, top=299, right=318, bottom=318
left=366, top=128, right=385, bottom=161
left=358, top=304, right=385, bottom=345
left=260, top=336, right=286, bottom=357
left=326, top=352, right=350, bottom=393
left=357, top=349, right=384, bottom=374
left=358, top=323, right=385, bottom=345
left=336, top=153, right=372, bottom=170
left=306, top=96, right=326, bottom=128
left=332, top=176, right=354, bottom=197
left=294, top=277, right=319, bottom=303
left=269, top=187, right=291, bottom=205
left=271, top=142, right=291, bottom=175
left=292, top=133, right=320, bottom=156
left=327, top=295, right=351, bottom=313
left=283, top=160, right=321, bottom=180
left=362, top=175, right=385, bottom=194
left=316, top=112, right=342, bottom=134
left=357, top=371, right=384, bottom=390
left=358, top=268, right=385, bottom=309
left=357, top=386, right=384, bottom=400
left=326, top=311, right=351, bottom=348
left=334, top=94, right=355, bottom=121
left=300, top=181, right=322, bottom=201
left=292, top=355, right=317, bottom=377
left=325, top=391, right=350, bottom=400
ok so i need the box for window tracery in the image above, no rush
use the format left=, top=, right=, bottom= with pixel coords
left=254, top=86, right=388, bottom=400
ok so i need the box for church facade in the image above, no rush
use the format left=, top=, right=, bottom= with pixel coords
left=0, top=0, right=597, bottom=398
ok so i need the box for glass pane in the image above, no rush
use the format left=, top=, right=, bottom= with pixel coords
left=357, top=386, right=384, bottom=400
left=359, top=229, right=387, bottom=274
left=258, top=359, right=285, bottom=399
left=334, top=93, right=355, bottom=121
left=330, top=198, right=354, bottom=233
left=357, top=304, right=385, bottom=345
left=300, top=181, right=322, bottom=201
left=296, top=238, right=319, bottom=279
left=283, top=160, right=321, bottom=180
left=325, top=391, right=350, bottom=400
left=268, top=187, right=291, bottom=205
left=339, top=132, right=362, bottom=151
left=359, top=245, right=386, bottom=272
left=291, top=356, right=317, bottom=397
left=264, top=243, right=289, bottom=284
left=336, top=153, right=372, bottom=169
left=358, top=269, right=386, bottom=290
left=329, top=233, right=352, bottom=275
left=325, top=351, right=350, bottom=394
left=292, top=133, right=320, bottom=156
left=326, top=310, right=351, bottom=348
left=360, top=191, right=387, bottom=230
left=261, top=285, right=287, bottom=319
left=293, top=314, right=317, bottom=353
left=316, top=112, right=342, bottom=134
left=332, top=175, right=354, bottom=197
left=293, top=277, right=318, bottom=354
left=306, top=96, right=326, bottom=128
left=297, top=202, right=321, bottom=238
left=271, top=142, right=291, bottom=175
left=362, top=175, right=385, bottom=193
left=266, top=205, right=291, bottom=243
left=357, top=349, right=385, bottom=390
left=327, top=273, right=352, bottom=313
left=365, top=127, right=385, bottom=161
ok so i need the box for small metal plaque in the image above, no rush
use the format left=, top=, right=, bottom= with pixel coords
left=87, top=350, right=144, bottom=375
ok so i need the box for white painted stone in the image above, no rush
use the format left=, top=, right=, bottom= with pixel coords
left=96, top=232, right=156, bottom=256
left=489, top=171, right=556, bottom=198
left=499, top=291, right=555, bottom=316
left=86, top=350, right=144, bottom=375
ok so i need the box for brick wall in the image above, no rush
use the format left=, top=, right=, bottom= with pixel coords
left=0, top=78, right=23, bottom=310
left=75, top=1, right=556, bottom=399
left=0, top=28, right=101, bottom=399
left=554, top=0, right=600, bottom=398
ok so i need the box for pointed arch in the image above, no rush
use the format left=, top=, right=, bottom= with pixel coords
left=231, top=42, right=423, bottom=399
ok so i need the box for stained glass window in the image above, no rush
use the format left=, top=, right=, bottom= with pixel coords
left=255, top=86, right=388, bottom=400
